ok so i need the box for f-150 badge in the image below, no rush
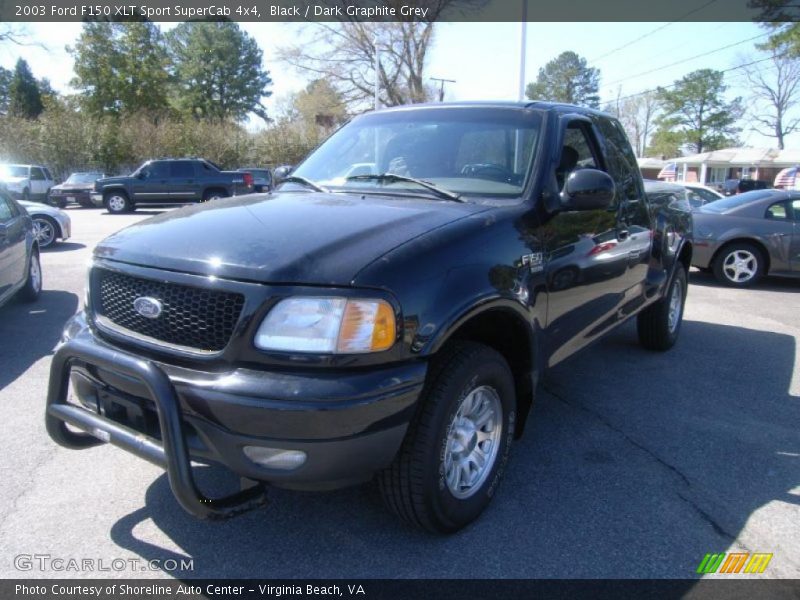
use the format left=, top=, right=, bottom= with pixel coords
left=520, top=252, right=544, bottom=272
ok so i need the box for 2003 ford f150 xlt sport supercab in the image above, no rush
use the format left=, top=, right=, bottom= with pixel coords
left=46, top=102, right=692, bottom=533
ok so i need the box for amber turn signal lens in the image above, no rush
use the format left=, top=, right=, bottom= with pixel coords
left=337, top=299, right=396, bottom=353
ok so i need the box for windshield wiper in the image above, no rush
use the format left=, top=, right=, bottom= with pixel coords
left=281, top=175, right=329, bottom=193
left=346, top=174, right=463, bottom=202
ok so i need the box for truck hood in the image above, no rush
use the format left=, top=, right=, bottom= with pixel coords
left=94, top=192, right=490, bottom=285
left=53, top=183, right=94, bottom=191
left=96, top=176, right=131, bottom=187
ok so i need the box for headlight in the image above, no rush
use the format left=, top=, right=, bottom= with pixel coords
left=254, top=297, right=396, bottom=354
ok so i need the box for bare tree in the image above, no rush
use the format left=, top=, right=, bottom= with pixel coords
left=279, top=21, right=435, bottom=108
left=0, top=25, right=47, bottom=50
left=617, top=91, right=659, bottom=157
left=741, top=51, right=800, bottom=149
left=278, top=1, right=481, bottom=109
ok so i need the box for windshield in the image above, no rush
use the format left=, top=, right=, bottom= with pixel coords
left=291, top=107, right=543, bottom=199
left=65, top=172, right=101, bottom=184
left=0, top=165, right=28, bottom=178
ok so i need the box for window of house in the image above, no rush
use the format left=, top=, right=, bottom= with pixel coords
left=709, top=167, right=727, bottom=183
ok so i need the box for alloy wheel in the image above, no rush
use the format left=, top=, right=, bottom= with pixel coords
left=443, top=385, right=503, bottom=499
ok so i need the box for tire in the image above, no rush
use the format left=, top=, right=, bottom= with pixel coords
left=712, top=242, right=764, bottom=287
left=31, top=215, right=58, bottom=249
left=104, top=190, right=133, bottom=214
left=19, top=250, right=42, bottom=302
left=637, top=266, right=687, bottom=351
left=202, top=189, right=227, bottom=202
left=378, top=341, right=516, bottom=533
left=22, top=187, right=30, bottom=201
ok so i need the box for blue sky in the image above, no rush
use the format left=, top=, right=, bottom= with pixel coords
left=0, top=21, right=786, bottom=149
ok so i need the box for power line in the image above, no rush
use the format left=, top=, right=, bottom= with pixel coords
left=587, top=0, right=720, bottom=64
left=602, top=32, right=771, bottom=90
left=612, top=55, right=781, bottom=104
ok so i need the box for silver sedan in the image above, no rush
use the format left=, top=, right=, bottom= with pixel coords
left=18, top=200, right=71, bottom=249
left=691, top=190, right=800, bottom=286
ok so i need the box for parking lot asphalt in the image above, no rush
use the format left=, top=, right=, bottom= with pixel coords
left=0, top=206, right=797, bottom=581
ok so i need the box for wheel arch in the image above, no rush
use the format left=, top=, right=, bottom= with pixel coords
left=203, top=186, right=228, bottom=199
left=711, top=237, right=771, bottom=274
left=428, top=302, right=539, bottom=438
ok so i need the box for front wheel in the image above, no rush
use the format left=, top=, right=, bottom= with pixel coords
left=105, top=191, right=132, bottom=214
left=637, top=266, right=687, bottom=351
left=379, top=341, right=516, bottom=533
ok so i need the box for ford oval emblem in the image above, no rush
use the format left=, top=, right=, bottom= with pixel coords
left=133, top=296, right=163, bottom=319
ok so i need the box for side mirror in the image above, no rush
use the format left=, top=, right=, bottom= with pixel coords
left=135, top=172, right=146, bottom=180
left=273, top=165, right=294, bottom=184
left=560, top=169, right=615, bottom=211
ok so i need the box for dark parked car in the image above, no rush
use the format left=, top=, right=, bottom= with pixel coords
left=49, top=172, right=105, bottom=208
left=237, top=167, right=272, bottom=192
left=92, top=159, right=254, bottom=214
left=0, top=190, right=41, bottom=308
left=46, top=102, right=692, bottom=532
left=722, top=178, right=769, bottom=196
left=644, top=179, right=694, bottom=213
left=692, top=189, right=800, bottom=286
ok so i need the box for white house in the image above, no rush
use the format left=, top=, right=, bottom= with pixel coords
left=668, top=147, right=800, bottom=186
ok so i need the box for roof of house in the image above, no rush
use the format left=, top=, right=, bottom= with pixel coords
left=672, top=147, right=800, bottom=166
left=637, top=157, right=669, bottom=169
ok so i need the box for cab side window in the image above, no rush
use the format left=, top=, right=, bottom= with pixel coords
left=170, top=161, right=195, bottom=178
left=30, top=167, right=45, bottom=181
left=142, top=162, right=169, bottom=179
left=595, top=116, right=651, bottom=229
left=556, top=121, right=601, bottom=190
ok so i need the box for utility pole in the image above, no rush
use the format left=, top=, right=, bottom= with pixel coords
left=374, top=36, right=380, bottom=110
left=430, top=77, right=456, bottom=102
left=518, top=0, right=527, bottom=101
left=515, top=0, right=528, bottom=173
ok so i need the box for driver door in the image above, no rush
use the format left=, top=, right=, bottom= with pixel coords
left=542, top=117, right=645, bottom=366
left=132, top=161, right=170, bottom=204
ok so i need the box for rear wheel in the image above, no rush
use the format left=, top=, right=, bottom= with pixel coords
left=637, top=266, right=687, bottom=351
left=379, top=341, right=516, bottom=533
left=19, top=250, right=42, bottom=302
left=32, top=215, right=58, bottom=248
left=202, top=189, right=227, bottom=202
left=712, top=242, right=764, bottom=287
left=105, top=191, right=132, bottom=214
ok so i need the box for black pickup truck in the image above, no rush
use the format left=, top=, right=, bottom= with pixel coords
left=47, top=102, right=692, bottom=532
left=92, top=158, right=254, bottom=214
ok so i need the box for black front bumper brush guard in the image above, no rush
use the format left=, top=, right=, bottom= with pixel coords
left=45, top=335, right=267, bottom=520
